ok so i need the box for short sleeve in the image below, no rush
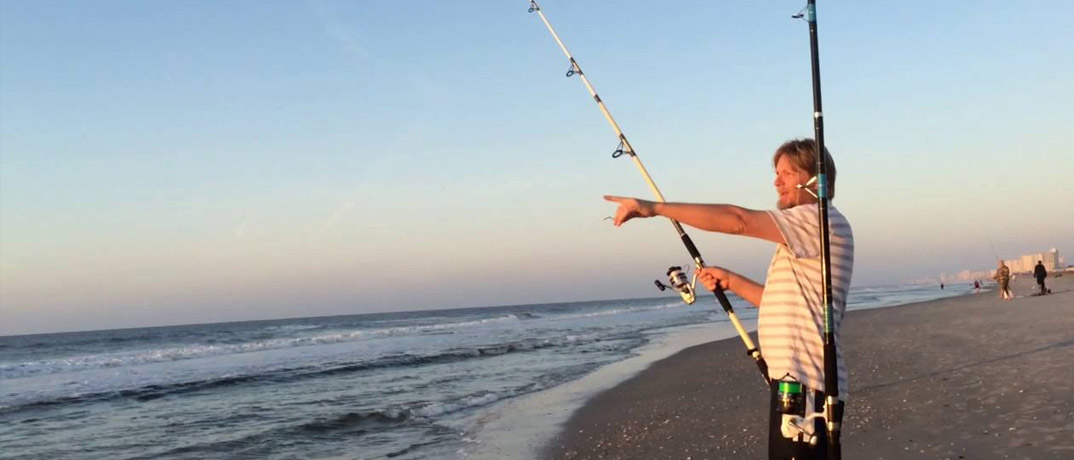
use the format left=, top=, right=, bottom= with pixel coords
left=766, top=205, right=820, bottom=258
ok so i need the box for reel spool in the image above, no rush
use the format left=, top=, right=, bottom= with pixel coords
left=654, top=265, right=697, bottom=305
left=777, top=377, right=806, bottom=416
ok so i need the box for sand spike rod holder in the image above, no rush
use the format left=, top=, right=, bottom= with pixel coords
left=527, top=0, right=768, bottom=383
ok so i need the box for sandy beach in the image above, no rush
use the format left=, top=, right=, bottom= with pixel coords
left=544, top=275, right=1074, bottom=459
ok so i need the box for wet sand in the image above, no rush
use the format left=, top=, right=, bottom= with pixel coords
left=545, top=275, right=1074, bottom=459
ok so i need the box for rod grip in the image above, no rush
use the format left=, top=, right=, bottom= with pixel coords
left=712, top=286, right=736, bottom=314
left=828, top=428, right=842, bottom=460
left=680, top=233, right=703, bottom=260
left=755, top=354, right=769, bottom=382
left=831, top=400, right=844, bottom=459
left=823, top=342, right=839, bottom=398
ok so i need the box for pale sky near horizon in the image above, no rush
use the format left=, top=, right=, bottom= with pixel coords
left=2, top=1, right=1072, bottom=335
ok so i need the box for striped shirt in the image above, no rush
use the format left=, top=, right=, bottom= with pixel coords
left=759, top=203, right=854, bottom=399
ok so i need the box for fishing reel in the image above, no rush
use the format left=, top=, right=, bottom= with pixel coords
left=775, top=374, right=840, bottom=447
left=776, top=375, right=816, bottom=443
left=654, top=266, right=697, bottom=305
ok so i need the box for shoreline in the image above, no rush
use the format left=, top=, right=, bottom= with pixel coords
left=462, top=320, right=751, bottom=459
left=543, top=275, right=1074, bottom=459
left=461, top=283, right=976, bottom=459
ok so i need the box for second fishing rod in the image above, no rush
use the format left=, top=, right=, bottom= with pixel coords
left=526, top=0, right=769, bottom=383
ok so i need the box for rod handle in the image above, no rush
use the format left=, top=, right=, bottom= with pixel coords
left=712, top=286, right=735, bottom=314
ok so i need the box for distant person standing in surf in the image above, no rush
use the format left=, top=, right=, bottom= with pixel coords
left=605, top=138, right=853, bottom=459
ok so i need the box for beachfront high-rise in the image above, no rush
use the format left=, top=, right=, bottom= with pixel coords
left=1004, top=248, right=1062, bottom=273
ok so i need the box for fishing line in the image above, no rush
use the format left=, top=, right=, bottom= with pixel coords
left=526, top=0, right=769, bottom=382
left=985, top=232, right=1000, bottom=261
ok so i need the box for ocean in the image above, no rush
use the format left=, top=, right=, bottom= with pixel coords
left=0, top=283, right=974, bottom=459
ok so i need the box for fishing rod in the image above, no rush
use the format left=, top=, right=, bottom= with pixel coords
left=794, top=1, right=842, bottom=458
left=526, top=0, right=769, bottom=383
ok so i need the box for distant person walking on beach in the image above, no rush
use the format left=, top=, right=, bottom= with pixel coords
left=605, top=139, right=853, bottom=459
left=1034, top=260, right=1049, bottom=295
left=974, top=280, right=981, bottom=293
left=994, top=260, right=1012, bottom=300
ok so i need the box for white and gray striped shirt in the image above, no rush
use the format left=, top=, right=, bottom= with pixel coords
left=759, top=203, right=854, bottom=399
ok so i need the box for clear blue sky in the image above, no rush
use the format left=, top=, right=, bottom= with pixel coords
left=2, top=1, right=1072, bottom=335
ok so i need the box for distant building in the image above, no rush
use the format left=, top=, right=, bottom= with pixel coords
left=1021, top=254, right=1035, bottom=272
left=1003, top=248, right=1061, bottom=274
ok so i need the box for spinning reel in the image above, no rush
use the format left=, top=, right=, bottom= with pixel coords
left=654, top=265, right=697, bottom=305
left=775, top=374, right=826, bottom=445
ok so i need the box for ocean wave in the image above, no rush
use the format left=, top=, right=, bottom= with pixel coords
left=848, top=295, right=882, bottom=304
left=548, top=302, right=682, bottom=321
left=298, top=409, right=413, bottom=434
left=413, top=392, right=503, bottom=417
left=0, top=335, right=593, bottom=414
left=294, top=390, right=507, bottom=434
left=0, top=315, right=524, bottom=379
left=301, top=386, right=528, bottom=434
left=131, top=388, right=526, bottom=459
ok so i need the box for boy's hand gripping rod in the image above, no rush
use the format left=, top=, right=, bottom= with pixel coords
left=527, top=0, right=769, bottom=383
